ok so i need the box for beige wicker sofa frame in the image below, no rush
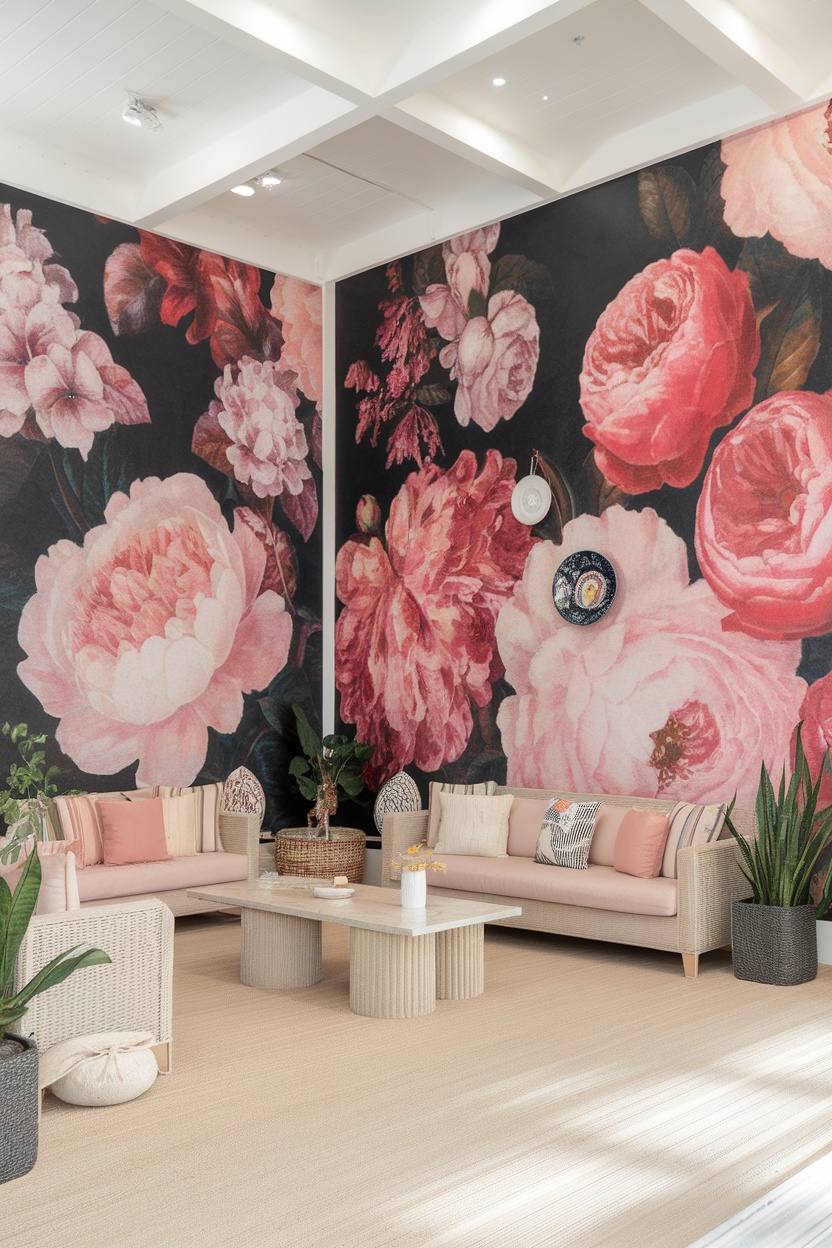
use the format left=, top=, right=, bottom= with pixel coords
left=381, top=786, right=755, bottom=977
left=14, top=897, right=174, bottom=1073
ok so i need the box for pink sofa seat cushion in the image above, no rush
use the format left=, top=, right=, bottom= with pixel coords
left=76, top=852, right=248, bottom=903
left=428, top=854, right=678, bottom=917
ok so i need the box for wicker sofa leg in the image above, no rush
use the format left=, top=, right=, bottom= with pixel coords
left=152, top=1041, right=172, bottom=1074
left=682, top=952, right=699, bottom=978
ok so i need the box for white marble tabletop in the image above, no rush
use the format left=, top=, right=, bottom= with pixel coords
left=187, top=879, right=521, bottom=936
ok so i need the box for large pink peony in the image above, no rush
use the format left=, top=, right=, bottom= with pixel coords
left=335, top=449, right=536, bottom=788
left=440, top=290, right=540, bottom=431
left=270, top=276, right=322, bottom=405
left=695, top=390, right=832, bottom=640
left=17, top=473, right=292, bottom=786
left=721, top=103, right=832, bottom=268
left=496, top=507, right=805, bottom=805
left=208, top=357, right=310, bottom=499
left=579, top=247, right=759, bottom=494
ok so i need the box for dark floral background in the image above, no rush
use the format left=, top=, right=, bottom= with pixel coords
left=335, top=104, right=832, bottom=822
left=0, top=183, right=323, bottom=831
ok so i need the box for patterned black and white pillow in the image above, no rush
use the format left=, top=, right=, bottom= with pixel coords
left=534, top=799, right=600, bottom=870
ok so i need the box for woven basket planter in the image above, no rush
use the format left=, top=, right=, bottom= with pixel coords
left=0, top=1033, right=38, bottom=1184
left=731, top=899, right=818, bottom=986
left=274, top=827, right=365, bottom=883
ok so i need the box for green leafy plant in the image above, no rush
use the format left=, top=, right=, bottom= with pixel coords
left=0, top=723, right=67, bottom=866
left=0, top=848, right=111, bottom=1040
left=288, top=704, right=374, bottom=839
left=725, top=725, right=832, bottom=913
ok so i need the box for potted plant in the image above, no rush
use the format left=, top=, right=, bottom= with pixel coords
left=277, top=705, right=374, bottom=882
left=726, top=726, right=832, bottom=986
left=1, top=848, right=110, bottom=1183
left=0, top=722, right=64, bottom=866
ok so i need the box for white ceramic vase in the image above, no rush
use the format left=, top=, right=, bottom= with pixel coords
left=400, top=869, right=427, bottom=908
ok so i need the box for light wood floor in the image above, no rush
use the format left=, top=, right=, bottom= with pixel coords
left=4, top=917, right=832, bottom=1248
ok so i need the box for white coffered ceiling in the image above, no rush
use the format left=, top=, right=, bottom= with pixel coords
left=1, top=0, right=830, bottom=283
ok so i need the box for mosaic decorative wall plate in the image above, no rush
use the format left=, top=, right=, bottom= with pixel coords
left=552, top=551, right=617, bottom=626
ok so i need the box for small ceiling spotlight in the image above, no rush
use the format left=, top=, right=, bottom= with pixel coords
left=492, top=76, right=506, bottom=86
left=254, top=170, right=282, bottom=188
left=122, top=94, right=162, bottom=131
left=542, top=94, right=549, bottom=101
left=230, top=184, right=256, bottom=197
left=572, top=34, right=586, bottom=45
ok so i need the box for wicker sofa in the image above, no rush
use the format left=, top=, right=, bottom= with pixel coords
left=381, top=786, right=755, bottom=976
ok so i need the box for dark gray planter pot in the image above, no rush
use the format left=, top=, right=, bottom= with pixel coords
left=731, top=899, right=818, bottom=986
left=0, top=1033, right=38, bottom=1183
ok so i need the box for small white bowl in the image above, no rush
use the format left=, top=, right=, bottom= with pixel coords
left=313, top=886, right=354, bottom=900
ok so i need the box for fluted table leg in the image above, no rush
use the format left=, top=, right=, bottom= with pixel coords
left=349, top=928, right=436, bottom=1018
left=436, top=924, right=484, bottom=1000
left=241, top=909, right=322, bottom=989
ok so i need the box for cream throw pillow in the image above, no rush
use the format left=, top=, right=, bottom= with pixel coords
left=433, top=793, right=514, bottom=857
left=161, top=791, right=202, bottom=857
left=426, top=780, right=497, bottom=847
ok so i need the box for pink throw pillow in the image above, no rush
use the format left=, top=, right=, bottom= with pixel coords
left=588, top=804, right=629, bottom=866
left=98, top=798, right=171, bottom=866
left=0, top=849, right=80, bottom=913
left=613, top=809, right=671, bottom=879
left=507, top=797, right=552, bottom=857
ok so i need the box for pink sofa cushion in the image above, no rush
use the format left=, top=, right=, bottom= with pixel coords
left=428, top=853, right=678, bottom=917
left=588, top=804, right=629, bottom=866
left=507, top=798, right=550, bottom=857
left=613, top=810, right=670, bottom=878
left=98, top=798, right=171, bottom=866
left=76, top=852, right=248, bottom=904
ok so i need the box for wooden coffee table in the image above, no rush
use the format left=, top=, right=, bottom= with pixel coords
left=187, top=880, right=521, bottom=1018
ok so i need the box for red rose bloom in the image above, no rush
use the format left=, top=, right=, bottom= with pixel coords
left=696, top=390, right=832, bottom=640
left=335, top=450, right=536, bottom=788
left=580, top=247, right=759, bottom=493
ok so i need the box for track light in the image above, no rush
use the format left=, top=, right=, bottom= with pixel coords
left=122, top=94, right=162, bottom=132
left=255, top=170, right=282, bottom=188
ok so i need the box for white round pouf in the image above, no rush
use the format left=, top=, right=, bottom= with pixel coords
left=42, top=1032, right=159, bottom=1107
left=373, top=771, right=421, bottom=833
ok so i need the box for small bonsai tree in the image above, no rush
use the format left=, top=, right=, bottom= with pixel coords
left=288, top=704, right=374, bottom=839
left=0, top=849, right=111, bottom=1043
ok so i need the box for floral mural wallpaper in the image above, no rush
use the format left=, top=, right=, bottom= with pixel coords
left=0, top=183, right=322, bottom=830
left=335, top=102, right=832, bottom=814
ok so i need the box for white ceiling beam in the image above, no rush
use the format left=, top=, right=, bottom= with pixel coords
left=390, top=94, right=563, bottom=197
left=151, top=210, right=323, bottom=284
left=562, top=84, right=769, bottom=193
left=133, top=88, right=359, bottom=228
left=639, top=0, right=809, bottom=111
left=0, top=141, right=137, bottom=226
left=153, top=0, right=373, bottom=103
left=376, top=0, right=598, bottom=98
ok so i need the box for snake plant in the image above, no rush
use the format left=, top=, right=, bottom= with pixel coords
left=724, top=726, right=832, bottom=914
left=0, top=849, right=110, bottom=1040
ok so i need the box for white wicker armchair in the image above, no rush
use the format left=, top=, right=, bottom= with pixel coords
left=14, top=898, right=174, bottom=1073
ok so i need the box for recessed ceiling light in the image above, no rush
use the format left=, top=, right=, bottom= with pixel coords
left=230, top=184, right=255, bottom=197
left=255, top=170, right=282, bottom=188
left=122, top=94, right=162, bottom=131
left=542, top=94, right=549, bottom=101
left=492, top=76, right=506, bottom=87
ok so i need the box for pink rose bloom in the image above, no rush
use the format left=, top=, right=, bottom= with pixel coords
left=580, top=247, right=759, bottom=494
left=496, top=507, right=805, bottom=806
left=211, top=356, right=311, bottom=499
left=418, top=224, right=500, bottom=342
left=270, top=276, right=322, bottom=404
left=335, top=449, right=536, bottom=788
left=440, top=290, right=540, bottom=431
left=695, top=390, right=832, bottom=640
left=800, top=674, right=832, bottom=805
left=721, top=103, right=832, bottom=268
left=17, top=473, right=292, bottom=786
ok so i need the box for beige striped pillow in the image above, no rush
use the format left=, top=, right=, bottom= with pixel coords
left=126, top=782, right=224, bottom=852
left=161, top=791, right=202, bottom=857
left=426, top=781, right=497, bottom=847
left=661, top=802, right=726, bottom=878
left=53, top=794, right=105, bottom=868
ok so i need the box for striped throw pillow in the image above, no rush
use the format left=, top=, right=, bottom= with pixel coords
left=534, top=799, right=600, bottom=870
left=161, top=791, right=202, bottom=857
left=661, top=802, right=726, bottom=878
left=125, top=782, right=224, bottom=852
left=53, top=794, right=106, bottom=868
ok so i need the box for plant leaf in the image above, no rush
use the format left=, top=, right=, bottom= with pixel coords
left=737, top=235, right=822, bottom=401
left=490, top=255, right=554, bottom=304
left=411, top=245, right=445, bottom=296
left=279, top=474, right=319, bottom=542
left=575, top=449, right=630, bottom=519
left=0, top=543, right=35, bottom=612
left=0, top=438, right=40, bottom=509
left=637, top=166, right=699, bottom=250
left=697, top=146, right=733, bottom=251
left=414, top=384, right=452, bottom=407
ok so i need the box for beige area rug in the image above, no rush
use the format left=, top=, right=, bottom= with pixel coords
left=4, top=918, right=832, bottom=1248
